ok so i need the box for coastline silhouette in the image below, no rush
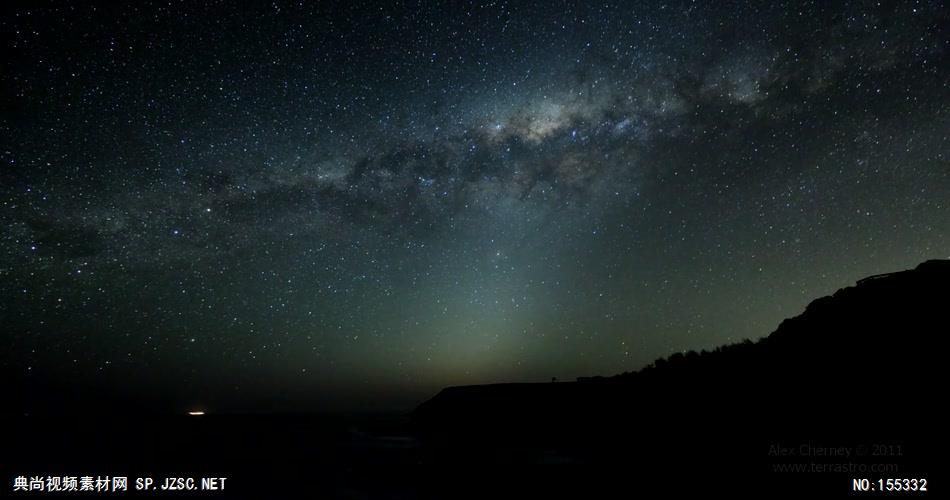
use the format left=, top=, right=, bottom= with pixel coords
left=410, top=260, right=944, bottom=489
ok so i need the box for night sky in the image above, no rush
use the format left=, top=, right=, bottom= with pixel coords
left=2, top=1, right=948, bottom=412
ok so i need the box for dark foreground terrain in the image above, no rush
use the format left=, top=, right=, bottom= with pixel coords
left=3, top=261, right=945, bottom=497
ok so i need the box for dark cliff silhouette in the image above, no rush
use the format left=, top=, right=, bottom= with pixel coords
left=413, top=260, right=945, bottom=490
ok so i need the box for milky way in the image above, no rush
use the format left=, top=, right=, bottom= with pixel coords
left=2, top=1, right=948, bottom=411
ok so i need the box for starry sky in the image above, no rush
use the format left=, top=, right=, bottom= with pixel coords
left=2, top=0, right=948, bottom=412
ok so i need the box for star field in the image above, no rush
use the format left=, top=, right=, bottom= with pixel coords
left=2, top=0, right=948, bottom=411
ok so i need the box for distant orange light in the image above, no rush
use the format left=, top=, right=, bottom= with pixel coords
left=188, top=411, right=205, bottom=416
